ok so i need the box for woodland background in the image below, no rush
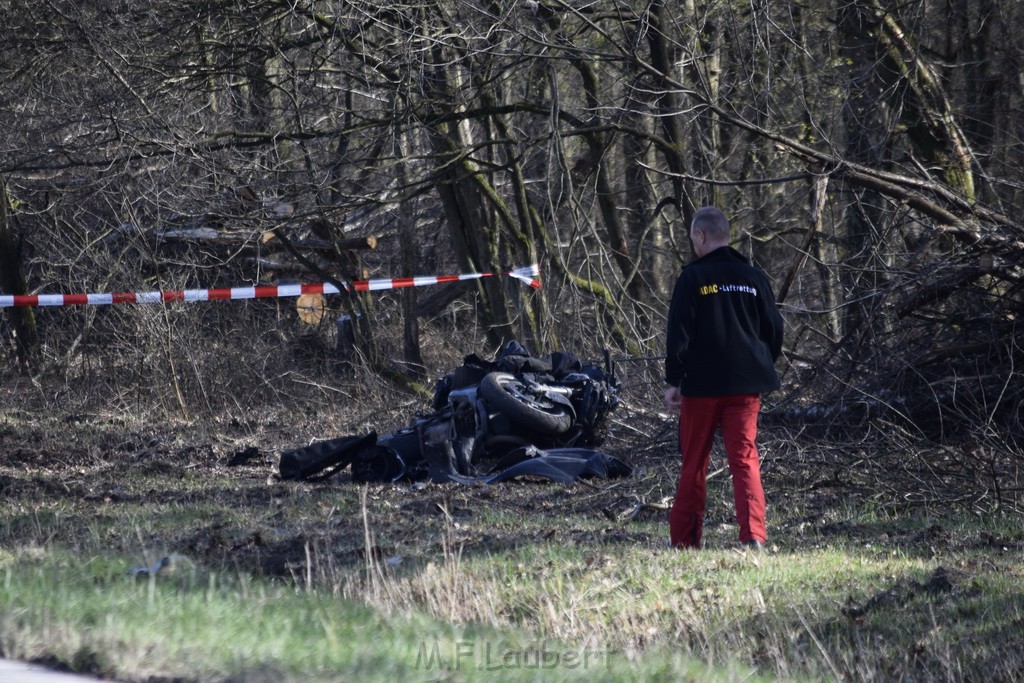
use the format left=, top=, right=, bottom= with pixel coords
left=1, top=0, right=1022, bottom=504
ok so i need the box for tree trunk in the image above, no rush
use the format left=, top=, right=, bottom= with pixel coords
left=0, top=178, right=37, bottom=372
left=489, top=119, right=548, bottom=350
left=839, top=3, right=895, bottom=341
left=868, top=0, right=976, bottom=202
left=569, top=58, right=636, bottom=282
left=683, top=0, right=723, bottom=210
left=422, top=40, right=515, bottom=349
left=396, top=128, right=425, bottom=378
left=649, top=0, right=691, bottom=216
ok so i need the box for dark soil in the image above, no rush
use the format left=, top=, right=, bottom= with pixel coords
left=1, top=378, right=1022, bottom=583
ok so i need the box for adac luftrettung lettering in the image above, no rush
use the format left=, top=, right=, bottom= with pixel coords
left=698, top=283, right=758, bottom=297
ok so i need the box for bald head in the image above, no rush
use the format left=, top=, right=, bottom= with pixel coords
left=690, top=206, right=731, bottom=257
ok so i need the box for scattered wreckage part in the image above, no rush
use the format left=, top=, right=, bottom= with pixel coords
left=447, top=385, right=491, bottom=448
left=351, top=444, right=407, bottom=483
left=479, top=371, right=574, bottom=435
left=372, top=428, right=424, bottom=481
left=448, top=446, right=633, bottom=485
left=419, top=416, right=467, bottom=482
left=278, top=431, right=377, bottom=481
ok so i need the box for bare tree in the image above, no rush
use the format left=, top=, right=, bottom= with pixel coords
left=1, top=0, right=1021, bottom=449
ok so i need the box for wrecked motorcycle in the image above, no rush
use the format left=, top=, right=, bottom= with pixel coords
left=279, top=342, right=623, bottom=483
left=376, top=343, right=620, bottom=481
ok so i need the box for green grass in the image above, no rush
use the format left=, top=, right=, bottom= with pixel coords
left=3, top=524, right=1021, bottom=682
left=0, top=546, right=757, bottom=682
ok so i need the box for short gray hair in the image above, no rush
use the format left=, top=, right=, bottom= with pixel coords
left=691, top=206, right=730, bottom=239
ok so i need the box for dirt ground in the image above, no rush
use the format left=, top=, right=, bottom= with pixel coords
left=0, top=388, right=670, bottom=575
left=3, top=373, right=1021, bottom=583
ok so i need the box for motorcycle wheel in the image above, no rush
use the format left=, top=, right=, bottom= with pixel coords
left=479, top=372, right=573, bottom=435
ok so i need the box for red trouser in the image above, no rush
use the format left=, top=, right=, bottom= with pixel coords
left=670, top=394, right=766, bottom=548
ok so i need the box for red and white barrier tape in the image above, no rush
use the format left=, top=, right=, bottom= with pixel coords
left=0, top=264, right=540, bottom=308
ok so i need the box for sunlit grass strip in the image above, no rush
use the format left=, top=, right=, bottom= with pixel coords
left=0, top=552, right=414, bottom=680
left=0, top=547, right=748, bottom=682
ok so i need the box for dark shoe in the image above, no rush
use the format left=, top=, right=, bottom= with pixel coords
left=744, top=539, right=764, bottom=551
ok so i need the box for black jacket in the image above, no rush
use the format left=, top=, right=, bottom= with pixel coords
left=665, top=246, right=784, bottom=396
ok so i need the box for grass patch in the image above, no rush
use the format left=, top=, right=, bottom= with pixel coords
left=0, top=546, right=753, bottom=682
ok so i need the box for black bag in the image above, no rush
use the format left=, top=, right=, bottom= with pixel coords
left=278, top=432, right=377, bottom=481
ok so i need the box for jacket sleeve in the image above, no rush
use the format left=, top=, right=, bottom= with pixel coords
left=664, top=272, right=695, bottom=387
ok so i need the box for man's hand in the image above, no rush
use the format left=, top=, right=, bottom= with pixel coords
left=664, top=385, right=682, bottom=413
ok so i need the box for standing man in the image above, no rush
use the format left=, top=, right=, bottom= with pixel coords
left=664, top=206, right=784, bottom=550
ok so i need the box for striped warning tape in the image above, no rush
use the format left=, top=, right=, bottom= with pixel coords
left=0, top=264, right=541, bottom=308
